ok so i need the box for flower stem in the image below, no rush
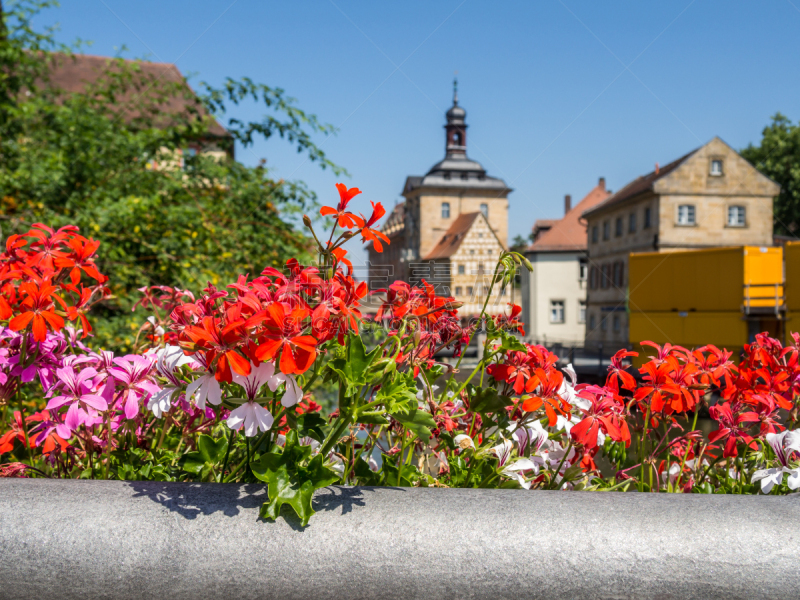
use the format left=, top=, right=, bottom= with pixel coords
left=219, top=428, right=236, bottom=483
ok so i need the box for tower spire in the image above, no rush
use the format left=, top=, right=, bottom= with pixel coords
left=453, top=74, right=458, bottom=105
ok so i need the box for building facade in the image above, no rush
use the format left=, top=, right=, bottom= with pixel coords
left=368, top=84, right=512, bottom=315
left=521, top=179, right=610, bottom=344
left=582, top=137, right=780, bottom=350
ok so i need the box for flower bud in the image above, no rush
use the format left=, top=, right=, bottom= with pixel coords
left=302, top=214, right=312, bottom=228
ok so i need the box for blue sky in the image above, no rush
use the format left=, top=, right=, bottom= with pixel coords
left=33, top=1, right=800, bottom=263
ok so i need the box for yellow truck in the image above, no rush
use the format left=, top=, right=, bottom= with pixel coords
left=628, top=246, right=784, bottom=361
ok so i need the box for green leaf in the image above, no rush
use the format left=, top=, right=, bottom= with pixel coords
left=197, top=434, right=228, bottom=464
left=179, top=452, right=206, bottom=475
left=468, top=386, right=513, bottom=415
left=296, top=412, right=327, bottom=442
left=251, top=430, right=340, bottom=527
left=391, top=408, right=436, bottom=441
left=327, top=332, right=380, bottom=393
left=355, top=412, right=389, bottom=425
left=376, top=371, right=418, bottom=413
left=497, top=328, right=527, bottom=352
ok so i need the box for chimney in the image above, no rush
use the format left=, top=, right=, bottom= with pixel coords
left=598, top=177, right=606, bottom=191
left=564, top=194, right=572, bottom=215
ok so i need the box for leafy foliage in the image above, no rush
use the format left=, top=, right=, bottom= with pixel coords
left=741, top=113, right=800, bottom=235
left=0, top=0, right=341, bottom=351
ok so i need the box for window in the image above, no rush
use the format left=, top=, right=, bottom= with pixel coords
left=550, top=300, right=565, bottom=324
left=579, top=258, right=588, bottom=281
left=613, top=315, right=621, bottom=332
left=579, top=301, right=587, bottom=324
left=470, top=249, right=475, bottom=255
left=644, top=207, right=652, bottom=229
left=629, top=213, right=637, bottom=233
left=466, top=286, right=473, bottom=296
left=601, top=264, right=611, bottom=289
left=603, top=221, right=610, bottom=240
left=589, top=314, right=596, bottom=330
left=728, top=205, right=746, bottom=227
left=480, top=203, right=489, bottom=218
left=710, top=159, right=723, bottom=176
left=600, top=316, right=607, bottom=332
left=441, top=202, right=450, bottom=219
left=455, top=286, right=463, bottom=296
left=677, top=204, right=696, bottom=226
left=591, top=226, right=599, bottom=243
left=478, top=233, right=483, bottom=238
left=589, top=266, right=598, bottom=289
left=613, top=261, right=625, bottom=287
left=477, top=263, right=485, bottom=275
left=615, top=217, right=623, bottom=237
left=457, top=264, right=465, bottom=275
left=453, top=132, right=463, bottom=146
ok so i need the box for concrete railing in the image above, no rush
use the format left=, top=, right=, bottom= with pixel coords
left=1, top=479, right=798, bottom=599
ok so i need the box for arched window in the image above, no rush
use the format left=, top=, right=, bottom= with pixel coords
left=441, top=202, right=450, bottom=219
left=453, top=132, right=463, bottom=146
left=480, top=204, right=488, bottom=218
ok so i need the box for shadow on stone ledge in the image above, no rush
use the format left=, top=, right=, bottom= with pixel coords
left=125, top=482, right=405, bottom=528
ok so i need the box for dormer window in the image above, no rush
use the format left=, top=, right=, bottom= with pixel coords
left=710, top=159, right=723, bottom=176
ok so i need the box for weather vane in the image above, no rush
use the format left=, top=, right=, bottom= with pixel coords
left=453, top=70, right=458, bottom=104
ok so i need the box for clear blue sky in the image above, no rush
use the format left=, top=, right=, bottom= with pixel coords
left=33, top=0, right=800, bottom=263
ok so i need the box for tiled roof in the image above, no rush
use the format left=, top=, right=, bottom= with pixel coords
left=423, top=212, right=481, bottom=259
left=582, top=149, right=698, bottom=219
left=44, top=53, right=229, bottom=137
left=528, top=183, right=611, bottom=252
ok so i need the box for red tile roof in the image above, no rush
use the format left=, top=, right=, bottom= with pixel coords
left=44, top=53, right=229, bottom=137
left=528, top=183, right=611, bottom=252
left=581, top=149, right=698, bottom=218
left=423, top=213, right=481, bottom=259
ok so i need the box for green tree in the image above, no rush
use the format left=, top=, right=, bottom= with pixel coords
left=0, top=1, right=343, bottom=351
left=741, top=113, right=800, bottom=235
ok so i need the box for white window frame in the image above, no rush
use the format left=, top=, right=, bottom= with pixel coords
left=710, top=159, right=723, bottom=176
left=677, top=204, right=696, bottom=226
left=727, top=205, right=746, bottom=227
left=549, top=300, right=565, bottom=324
left=441, top=202, right=450, bottom=219
left=578, top=300, right=587, bottom=324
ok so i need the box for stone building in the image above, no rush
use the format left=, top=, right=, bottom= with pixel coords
left=582, top=137, right=780, bottom=350
left=367, top=83, right=512, bottom=315
left=520, top=179, right=610, bottom=344
left=45, top=53, right=232, bottom=161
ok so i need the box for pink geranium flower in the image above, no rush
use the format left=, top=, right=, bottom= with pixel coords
left=45, top=366, right=108, bottom=437
left=107, top=355, right=159, bottom=419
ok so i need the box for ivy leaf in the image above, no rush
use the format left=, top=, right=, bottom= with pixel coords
left=179, top=434, right=228, bottom=475
left=497, top=328, right=527, bottom=352
left=251, top=430, right=340, bottom=527
left=197, top=434, right=228, bottom=463
left=375, top=371, right=417, bottom=414
left=391, top=408, right=436, bottom=441
left=468, top=386, right=513, bottom=415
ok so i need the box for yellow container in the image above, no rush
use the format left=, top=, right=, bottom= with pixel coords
left=629, top=246, right=782, bottom=313
left=785, top=241, right=800, bottom=312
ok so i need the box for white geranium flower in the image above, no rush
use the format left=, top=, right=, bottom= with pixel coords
left=454, top=434, right=475, bottom=450
left=752, top=468, right=785, bottom=494
left=226, top=361, right=276, bottom=437
left=268, top=371, right=304, bottom=407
